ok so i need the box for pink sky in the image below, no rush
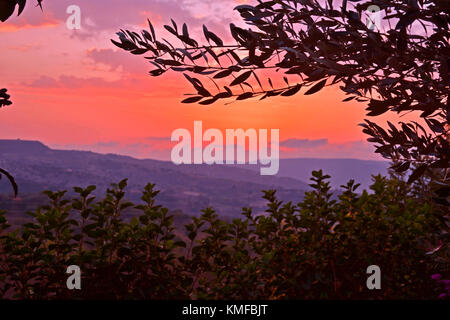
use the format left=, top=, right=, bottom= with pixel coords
left=0, top=0, right=407, bottom=161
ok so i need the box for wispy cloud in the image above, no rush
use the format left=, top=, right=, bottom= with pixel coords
left=280, top=138, right=329, bottom=149
left=280, top=139, right=381, bottom=160
left=52, top=138, right=382, bottom=162
left=26, top=75, right=125, bottom=89
left=54, top=139, right=172, bottom=160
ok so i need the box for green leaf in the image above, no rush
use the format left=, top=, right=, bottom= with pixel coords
left=304, top=79, right=327, bottom=95
left=281, top=84, right=302, bottom=97
left=394, top=161, right=410, bottom=173
left=182, top=23, right=189, bottom=39
left=0, top=1, right=16, bottom=22
left=203, top=25, right=224, bottom=46
left=213, top=69, right=233, bottom=79
left=155, top=59, right=182, bottom=66
left=164, top=25, right=177, bottom=36
left=199, top=97, right=219, bottom=105
left=148, top=19, right=156, bottom=40
left=118, top=179, right=128, bottom=190
left=230, top=71, right=252, bottom=86
left=0, top=168, right=18, bottom=197
left=182, top=96, right=203, bottom=104
left=237, top=92, right=253, bottom=100
left=408, top=165, right=427, bottom=183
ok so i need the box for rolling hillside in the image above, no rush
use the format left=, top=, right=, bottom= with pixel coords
left=0, top=140, right=308, bottom=218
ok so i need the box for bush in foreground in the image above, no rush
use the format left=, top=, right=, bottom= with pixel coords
left=0, top=171, right=448, bottom=299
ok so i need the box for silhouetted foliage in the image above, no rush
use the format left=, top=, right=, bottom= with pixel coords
left=0, top=172, right=448, bottom=299
left=0, top=1, right=43, bottom=196
left=113, top=0, right=449, bottom=193
left=0, top=0, right=25, bottom=22
left=0, top=168, right=17, bottom=197
left=0, top=89, right=18, bottom=196
left=0, top=88, right=11, bottom=108
left=0, top=0, right=42, bottom=22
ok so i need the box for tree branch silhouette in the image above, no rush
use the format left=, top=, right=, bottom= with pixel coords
left=113, top=0, right=449, bottom=191
left=0, top=0, right=44, bottom=196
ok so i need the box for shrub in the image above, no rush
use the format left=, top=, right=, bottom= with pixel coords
left=0, top=171, right=447, bottom=299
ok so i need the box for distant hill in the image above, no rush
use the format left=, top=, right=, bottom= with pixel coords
left=240, top=158, right=389, bottom=191
left=0, top=140, right=389, bottom=218
left=0, top=140, right=308, bottom=217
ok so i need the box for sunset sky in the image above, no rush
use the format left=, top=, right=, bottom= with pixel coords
left=0, top=0, right=404, bottom=161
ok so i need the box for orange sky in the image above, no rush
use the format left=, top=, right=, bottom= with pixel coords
left=0, top=0, right=409, bottom=160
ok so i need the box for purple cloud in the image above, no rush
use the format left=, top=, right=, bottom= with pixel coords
left=280, top=138, right=329, bottom=149
left=27, top=75, right=133, bottom=89
left=280, top=139, right=381, bottom=160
